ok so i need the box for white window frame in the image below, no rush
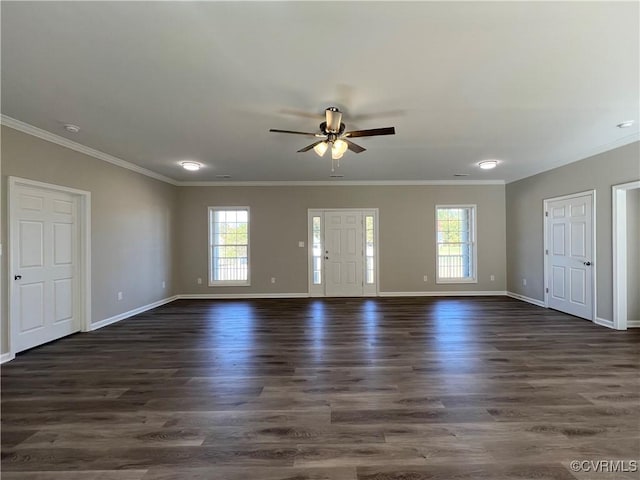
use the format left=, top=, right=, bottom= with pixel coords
left=435, top=204, right=477, bottom=284
left=208, top=206, right=250, bottom=286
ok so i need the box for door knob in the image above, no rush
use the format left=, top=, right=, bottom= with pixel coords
left=14, top=275, right=22, bottom=280
left=583, top=261, right=591, bottom=266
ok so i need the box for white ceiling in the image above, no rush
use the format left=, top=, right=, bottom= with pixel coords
left=2, top=1, right=638, bottom=183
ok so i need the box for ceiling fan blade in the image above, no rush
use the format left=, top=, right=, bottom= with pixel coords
left=345, top=139, right=366, bottom=153
left=297, top=141, right=324, bottom=153
left=269, top=129, right=319, bottom=137
left=344, top=127, right=396, bottom=138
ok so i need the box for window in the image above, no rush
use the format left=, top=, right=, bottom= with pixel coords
left=208, top=207, right=249, bottom=285
left=436, top=205, right=476, bottom=283
left=312, top=215, right=322, bottom=285
left=365, top=214, right=375, bottom=284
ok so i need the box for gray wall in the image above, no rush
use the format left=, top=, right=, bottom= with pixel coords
left=506, top=141, right=640, bottom=321
left=1, top=126, right=177, bottom=354
left=176, top=185, right=507, bottom=295
left=4, top=123, right=635, bottom=356
left=627, top=188, right=640, bottom=321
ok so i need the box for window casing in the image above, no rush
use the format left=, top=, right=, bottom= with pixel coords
left=208, top=207, right=250, bottom=286
left=436, top=205, right=477, bottom=283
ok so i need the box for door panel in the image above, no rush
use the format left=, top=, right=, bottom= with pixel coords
left=547, top=194, right=593, bottom=320
left=552, top=225, right=565, bottom=255
left=53, top=223, right=73, bottom=264
left=19, top=221, right=44, bottom=267
left=12, top=185, right=79, bottom=353
left=552, top=266, right=565, bottom=299
left=570, top=269, right=586, bottom=304
left=54, top=278, right=73, bottom=322
left=20, top=282, right=45, bottom=332
left=324, top=211, right=363, bottom=297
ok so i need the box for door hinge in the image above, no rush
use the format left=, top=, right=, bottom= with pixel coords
left=545, top=211, right=548, bottom=217
left=545, top=249, right=548, bottom=255
left=546, top=287, right=549, bottom=293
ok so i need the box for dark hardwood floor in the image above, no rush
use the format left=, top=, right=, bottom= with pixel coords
left=1, top=297, right=639, bottom=479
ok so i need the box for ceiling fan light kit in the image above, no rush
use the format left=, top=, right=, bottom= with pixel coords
left=270, top=107, right=396, bottom=172
left=313, top=141, right=329, bottom=157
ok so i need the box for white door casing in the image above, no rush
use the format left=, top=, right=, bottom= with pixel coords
left=545, top=192, right=594, bottom=321
left=324, top=211, right=364, bottom=297
left=9, top=177, right=91, bottom=354
left=613, top=180, right=640, bottom=330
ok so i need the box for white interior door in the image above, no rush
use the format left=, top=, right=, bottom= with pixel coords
left=547, top=193, right=594, bottom=320
left=11, top=185, right=80, bottom=353
left=324, top=211, right=363, bottom=297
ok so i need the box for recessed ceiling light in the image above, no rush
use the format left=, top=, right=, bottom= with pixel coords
left=617, top=121, right=635, bottom=128
left=181, top=161, right=201, bottom=171
left=478, top=160, right=498, bottom=170
left=63, top=124, right=80, bottom=133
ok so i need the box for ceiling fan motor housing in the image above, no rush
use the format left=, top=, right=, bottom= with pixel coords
left=325, top=107, right=343, bottom=133
left=320, top=121, right=346, bottom=136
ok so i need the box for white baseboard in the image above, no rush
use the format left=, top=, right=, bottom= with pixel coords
left=594, top=316, right=615, bottom=329
left=1, top=352, right=16, bottom=364
left=506, top=291, right=547, bottom=308
left=379, top=290, right=507, bottom=297
left=89, top=295, right=179, bottom=331
left=177, top=293, right=309, bottom=299
left=626, top=320, right=640, bottom=328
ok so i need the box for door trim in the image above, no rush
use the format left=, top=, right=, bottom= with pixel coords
left=613, top=180, right=640, bottom=330
left=542, top=190, right=596, bottom=321
left=307, top=208, right=379, bottom=297
left=8, top=177, right=92, bottom=356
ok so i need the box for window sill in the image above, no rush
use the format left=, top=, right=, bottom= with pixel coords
left=436, top=278, right=478, bottom=284
left=209, top=282, right=251, bottom=287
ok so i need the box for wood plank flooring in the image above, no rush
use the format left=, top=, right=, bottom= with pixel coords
left=2, top=297, right=639, bottom=479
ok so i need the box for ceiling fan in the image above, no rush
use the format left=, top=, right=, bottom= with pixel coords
left=269, top=107, right=396, bottom=170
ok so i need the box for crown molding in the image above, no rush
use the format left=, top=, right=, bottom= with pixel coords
left=176, top=179, right=506, bottom=187
left=507, top=132, right=640, bottom=184
left=1, top=115, right=179, bottom=186
left=6, top=114, right=633, bottom=188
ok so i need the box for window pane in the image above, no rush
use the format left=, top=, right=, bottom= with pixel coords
left=436, top=206, right=474, bottom=281
left=365, top=215, right=375, bottom=285
left=312, top=216, right=322, bottom=285
left=210, top=208, right=249, bottom=283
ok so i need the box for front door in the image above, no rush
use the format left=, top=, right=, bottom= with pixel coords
left=324, top=210, right=363, bottom=297
left=547, top=193, right=594, bottom=320
left=11, top=184, right=80, bottom=352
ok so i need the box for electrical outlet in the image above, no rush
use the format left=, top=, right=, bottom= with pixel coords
left=271, top=277, right=276, bottom=284
left=490, top=275, right=495, bottom=282
left=423, top=275, right=428, bottom=282
left=117, top=291, right=123, bottom=301
left=522, top=278, right=527, bottom=286
left=298, top=241, right=305, bottom=247
left=197, top=277, right=202, bottom=285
